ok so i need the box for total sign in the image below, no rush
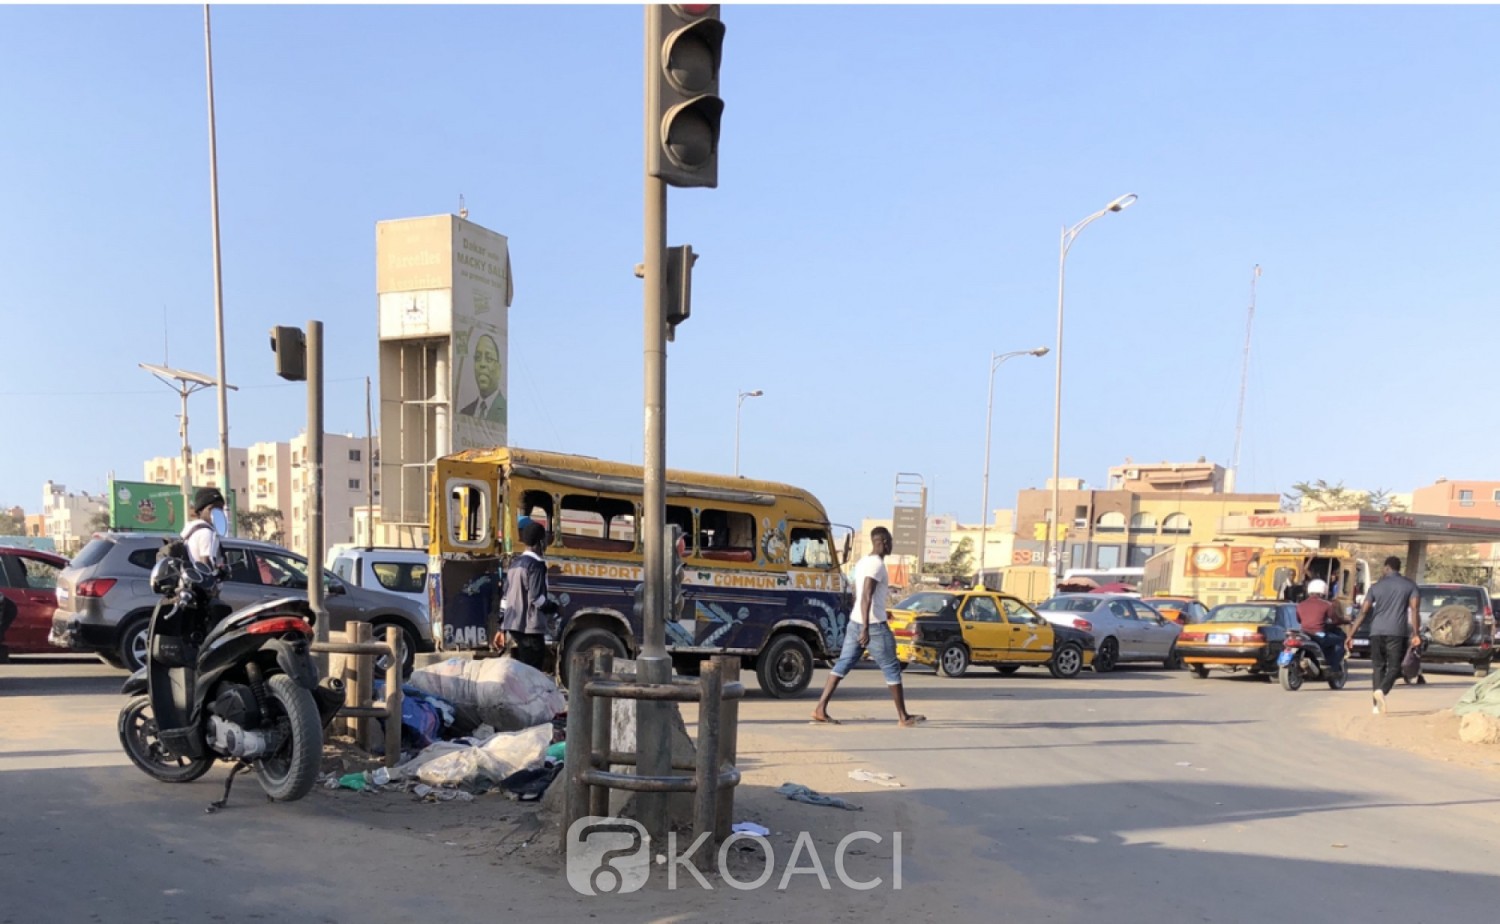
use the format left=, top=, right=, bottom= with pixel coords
left=923, top=516, right=955, bottom=566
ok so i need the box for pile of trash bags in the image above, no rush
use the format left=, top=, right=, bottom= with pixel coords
left=357, top=657, right=569, bottom=800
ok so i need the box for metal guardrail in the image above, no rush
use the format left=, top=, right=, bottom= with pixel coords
left=562, top=650, right=742, bottom=863
left=311, top=623, right=404, bottom=769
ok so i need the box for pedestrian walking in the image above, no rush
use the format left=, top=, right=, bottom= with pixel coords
left=811, top=526, right=925, bottom=727
left=500, top=520, right=556, bottom=671
left=1347, top=555, right=1421, bottom=715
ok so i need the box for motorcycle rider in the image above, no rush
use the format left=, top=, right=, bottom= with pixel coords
left=1296, top=579, right=1346, bottom=675
left=182, top=487, right=228, bottom=570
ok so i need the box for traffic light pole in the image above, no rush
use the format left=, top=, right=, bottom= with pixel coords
left=307, top=321, right=328, bottom=668
left=638, top=10, right=673, bottom=840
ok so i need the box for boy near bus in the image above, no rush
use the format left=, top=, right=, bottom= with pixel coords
left=812, top=526, right=926, bottom=727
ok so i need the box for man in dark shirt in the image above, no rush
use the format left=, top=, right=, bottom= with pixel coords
left=1296, top=579, right=1346, bottom=675
left=500, top=521, right=557, bottom=671
left=1347, top=556, right=1421, bottom=715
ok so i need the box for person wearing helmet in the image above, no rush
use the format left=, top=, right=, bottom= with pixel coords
left=1296, top=578, right=1347, bottom=676
left=183, top=486, right=228, bottom=570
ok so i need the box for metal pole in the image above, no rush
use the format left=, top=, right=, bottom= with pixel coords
left=204, top=5, right=232, bottom=535
left=1229, top=265, right=1261, bottom=494
left=307, top=321, right=327, bottom=665
left=365, top=376, right=374, bottom=545
left=180, top=388, right=193, bottom=524
left=638, top=7, right=671, bottom=840
left=979, top=352, right=997, bottom=587
left=1050, top=226, right=1067, bottom=588
left=734, top=393, right=742, bottom=478
left=693, top=658, right=723, bottom=866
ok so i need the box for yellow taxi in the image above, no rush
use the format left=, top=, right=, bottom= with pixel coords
left=1148, top=595, right=1210, bottom=626
left=1175, top=600, right=1301, bottom=679
left=888, top=589, right=1095, bottom=679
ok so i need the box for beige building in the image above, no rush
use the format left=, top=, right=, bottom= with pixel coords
left=142, top=448, right=249, bottom=508
left=42, top=481, right=108, bottom=555
left=1108, top=459, right=1226, bottom=494
left=245, top=441, right=294, bottom=543
left=144, top=433, right=380, bottom=558
left=288, top=432, right=378, bottom=558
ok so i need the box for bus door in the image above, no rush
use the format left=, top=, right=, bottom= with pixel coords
left=432, top=465, right=500, bottom=651
left=786, top=520, right=846, bottom=655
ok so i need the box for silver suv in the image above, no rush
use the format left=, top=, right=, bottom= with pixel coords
left=49, top=532, right=433, bottom=673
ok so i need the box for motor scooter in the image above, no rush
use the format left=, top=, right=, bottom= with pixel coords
left=117, top=555, right=343, bottom=811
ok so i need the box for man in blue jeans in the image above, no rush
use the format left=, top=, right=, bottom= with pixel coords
left=811, top=526, right=926, bottom=727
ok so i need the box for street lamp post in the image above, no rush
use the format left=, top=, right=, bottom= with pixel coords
left=1049, top=193, right=1138, bottom=586
left=735, top=389, right=762, bottom=477
left=979, top=348, right=1049, bottom=588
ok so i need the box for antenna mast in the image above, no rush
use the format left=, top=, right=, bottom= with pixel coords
left=1229, top=264, right=1261, bottom=493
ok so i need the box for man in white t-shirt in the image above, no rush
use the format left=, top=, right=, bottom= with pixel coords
left=182, top=487, right=227, bottom=569
left=811, top=526, right=925, bottom=727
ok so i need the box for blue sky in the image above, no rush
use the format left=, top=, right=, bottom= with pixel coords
left=2, top=5, right=1497, bottom=529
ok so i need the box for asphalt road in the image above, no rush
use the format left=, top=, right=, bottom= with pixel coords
left=3, top=653, right=1497, bottom=923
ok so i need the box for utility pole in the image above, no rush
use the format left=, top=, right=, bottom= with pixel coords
left=306, top=322, right=326, bottom=659
left=140, top=364, right=233, bottom=529
left=1228, top=265, right=1261, bottom=494
left=204, top=5, right=232, bottom=533
left=366, top=376, right=375, bottom=546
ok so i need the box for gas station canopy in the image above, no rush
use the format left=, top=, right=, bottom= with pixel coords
left=1219, top=509, right=1500, bottom=545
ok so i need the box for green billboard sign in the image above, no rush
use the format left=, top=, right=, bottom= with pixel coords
left=108, top=479, right=237, bottom=533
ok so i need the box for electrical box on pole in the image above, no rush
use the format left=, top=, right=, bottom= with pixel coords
left=664, top=244, right=697, bottom=341
left=269, top=325, right=307, bottom=382
left=647, top=4, right=725, bottom=189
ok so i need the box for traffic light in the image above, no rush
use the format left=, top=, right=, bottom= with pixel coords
left=269, top=325, right=306, bottom=382
left=664, top=244, right=698, bottom=340
left=647, top=4, right=725, bottom=189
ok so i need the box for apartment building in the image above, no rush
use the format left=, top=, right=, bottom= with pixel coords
left=143, top=434, right=378, bottom=557
left=42, top=481, right=108, bottom=555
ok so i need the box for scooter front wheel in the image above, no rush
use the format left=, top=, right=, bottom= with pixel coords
left=118, top=696, right=215, bottom=783
left=254, top=674, right=323, bottom=802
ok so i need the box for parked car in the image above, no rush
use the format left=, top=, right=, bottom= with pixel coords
left=888, top=590, right=1095, bottom=679
left=1349, top=583, right=1494, bottom=676
left=0, top=547, right=69, bottom=657
left=1146, top=596, right=1210, bottom=626
left=329, top=546, right=429, bottom=619
left=49, top=532, right=433, bottom=673
left=1033, top=593, right=1183, bottom=672
left=1175, top=600, right=1300, bottom=679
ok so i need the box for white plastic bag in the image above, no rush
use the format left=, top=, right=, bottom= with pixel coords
left=398, top=723, right=552, bottom=787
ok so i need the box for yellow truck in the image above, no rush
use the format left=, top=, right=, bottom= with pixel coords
left=1142, top=543, right=1372, bottom=611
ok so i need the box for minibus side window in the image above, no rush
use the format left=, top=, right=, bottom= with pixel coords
left=699, top=508, right=756, bottom=562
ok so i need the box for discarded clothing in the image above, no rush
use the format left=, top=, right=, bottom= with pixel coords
left=848, top=769, right=902, bottom=787
left=731, top=822, right=770, bottom=836
left=775, top=782, right=862, bottom=811
left=500, top=762, right=563, bottom=801
left=1454, top=670, right=1500, bottom=717
left=371, top=680, right=448, bottom=753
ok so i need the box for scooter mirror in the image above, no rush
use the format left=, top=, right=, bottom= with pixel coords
left=210, top=507, right=229, bottom=535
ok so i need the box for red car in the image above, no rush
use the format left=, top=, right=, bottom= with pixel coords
left=0, top=547, right=68, bottom=657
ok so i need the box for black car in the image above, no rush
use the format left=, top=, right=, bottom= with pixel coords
left=1349, top=583, right=1494, bottom=675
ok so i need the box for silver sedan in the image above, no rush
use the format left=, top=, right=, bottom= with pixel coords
left=1034, top=593, right=1183, bottom=672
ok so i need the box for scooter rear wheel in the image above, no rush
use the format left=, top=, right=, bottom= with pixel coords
left=254, top=674, right=323, bottom=802
left=118, top=696, right=215, bottom=783
left=1279, top=662, right=1304, bottom=691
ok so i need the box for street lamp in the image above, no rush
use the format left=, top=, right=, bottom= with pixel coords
left=140, top=363, right=239, bottom=528
left=1049, top=193, right=1138, bottom=586
left=735, top=389, right=763, bottom=477
left=979, top=347, right=1049, bottom=588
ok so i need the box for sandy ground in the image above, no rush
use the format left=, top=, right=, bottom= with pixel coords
left=1318, top=662, right=1500, bottom=775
